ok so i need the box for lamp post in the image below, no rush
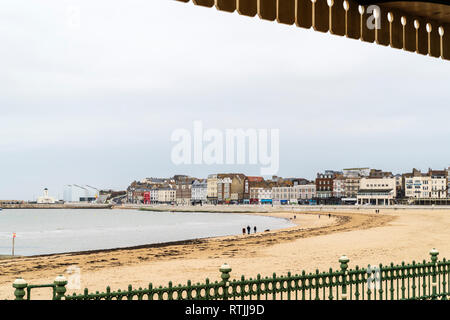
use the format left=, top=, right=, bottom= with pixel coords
left=12, top=232, right=16, bottom=256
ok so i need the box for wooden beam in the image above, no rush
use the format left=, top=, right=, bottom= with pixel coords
left=277, top=0, right=296, bottom=25
left=216, top=0, right=236, bottom=12
left=237, top=0, right=257, bottom=16
left=175, top=0, right=450, bottom=61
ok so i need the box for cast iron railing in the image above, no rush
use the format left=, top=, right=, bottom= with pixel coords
left=12, top=249, right=449, bottom=300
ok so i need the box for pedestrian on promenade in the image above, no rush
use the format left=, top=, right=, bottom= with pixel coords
left=242, top=228, right=246, bottom=235
left=247, top=225, right=251, bottom=234
left=254, top=226, right=257, bottom=233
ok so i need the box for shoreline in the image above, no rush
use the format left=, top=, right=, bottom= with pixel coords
left=1, top=208, right=300, bottom=259
left=0, top=209, right=344, bottom=263
left=0, top=207, right=412, bottom=300
left=1, top=205, right=410, bottom=261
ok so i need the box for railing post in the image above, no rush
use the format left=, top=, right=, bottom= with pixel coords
left=339, top=255, right=350, bottom=300
left=12, top=278, right=27, bottom=300
left=54, top=275, right=68, bottom=300
left=220, top=263, right=232, bottom=300
left=430, top=248, right=439, bottom=300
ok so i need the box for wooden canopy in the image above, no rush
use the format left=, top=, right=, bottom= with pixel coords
left=176, top=0, right=450, bottom=61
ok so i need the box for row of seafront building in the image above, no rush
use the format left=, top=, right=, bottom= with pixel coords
left=125, top=167, right=450, bottom=206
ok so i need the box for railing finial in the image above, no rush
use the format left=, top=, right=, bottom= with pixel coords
left=13, top=278, right=27, bottom=300
left=339, top=255, right=350, bottom=271
left=429, top=248, right=439, bottom=263
left=54, top=275, right=67, bottom=300
left=339, top=255, right=350, bottom=300
left=220, top=263, right=232, bottom=283
left=220, top=263, right=232, bottom=300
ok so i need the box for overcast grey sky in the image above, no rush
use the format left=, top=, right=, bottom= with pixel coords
left=1, top=0, right=449, bottom=200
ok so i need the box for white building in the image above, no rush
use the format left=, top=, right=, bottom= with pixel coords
left=430, top=170, right=447, bottom=198
left=157, top=188, right=176, bottom=204
left=257, top=188, right=272, bottom=203
left=332, top=178, right=345, bottom=198
left=296, top=184, right=316, bottom=201
left=63, top=185, right=99, bottom=203
left=404, top=175, right=429, bottom=199
left=191, top=180, right=207, bottom=204
left=357, top=177, right=396, bottom=205
left=249, top=187, right=272, bottom=204
left=404, top=169, right=448, bottom=199
left=37, top=188, right=56, bottom=204
left=150, top=188, right=159, bottom=203
left=447, top=167, right=450, bottom=195
left=272, top=186, right=296, bottom=205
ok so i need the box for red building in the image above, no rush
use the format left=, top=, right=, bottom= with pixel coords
left=143, top=192, right=151, bottom=204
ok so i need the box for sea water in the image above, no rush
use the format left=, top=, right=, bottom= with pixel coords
left=0, top=209, right=293, bottom=256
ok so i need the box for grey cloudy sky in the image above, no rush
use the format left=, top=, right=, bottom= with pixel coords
left=1, top=0, right=449, bottom=200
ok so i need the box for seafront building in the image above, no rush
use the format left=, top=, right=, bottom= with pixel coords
left=297, top=184, right=317, bottom=204
left=175, top=175, right=195, bottom=206
left=37, top=188, right=56, bottom=204
left=63, top=185, right=98, bottom=203
left=447, top=167, right=450, bottom=194
left=332, top=175, right=345, bottom=199
left=206, top=174, right=218, bottom=204
left=403, top=169, right=448, bottom=200
left=429, top=170, right=448, bottom=199
left=217, top=174, right=247, bottom=204
left=157, top=187, right=176, bottom=204
left=247, top=177, right=274, bottom=204
left=191, top=179, right=207, bottom=205
left=357, top=177, right=397, bottom=205
left=149, top=187, right=159, bottom=203
left=315, top=170, right=342, bottom=204
left=249, top=187, right=273, bottom=204
left=271, top=186, right=293, bottom=205
left=341, top=168, right=370, bottom=203
left=122, top=167, right=449, bottom=206
left=217, top=176, right=232, bottom=204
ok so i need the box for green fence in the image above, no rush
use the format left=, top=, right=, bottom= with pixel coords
left=12, top=249, right=449, bottom=300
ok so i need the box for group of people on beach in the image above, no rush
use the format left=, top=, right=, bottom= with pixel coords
left=241, top=213, right=334, bottom=236
left=242, top=225, right=257, bottom=235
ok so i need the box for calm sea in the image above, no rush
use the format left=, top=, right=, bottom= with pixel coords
left=0, top=209, right=293, bottom=256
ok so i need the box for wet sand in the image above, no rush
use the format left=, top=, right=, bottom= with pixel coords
left=0, top=207, right=448, bottom=300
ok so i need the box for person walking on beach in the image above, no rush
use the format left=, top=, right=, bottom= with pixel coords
left=328, top=214, right=331, bottom=218
left=254, top=226, right=257, bottom=233
left=246, top=225, right=251, bottom=235
left=242, top=228, right=246, bottom=235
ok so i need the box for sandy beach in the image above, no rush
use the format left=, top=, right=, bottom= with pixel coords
left=0, top=206, right=449, bottom=300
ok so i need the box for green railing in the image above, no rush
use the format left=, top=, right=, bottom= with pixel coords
left=12, top=249, right=449, bottom=300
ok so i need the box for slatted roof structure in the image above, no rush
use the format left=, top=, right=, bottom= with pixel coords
left=176, top=0, right=450, bottom=61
